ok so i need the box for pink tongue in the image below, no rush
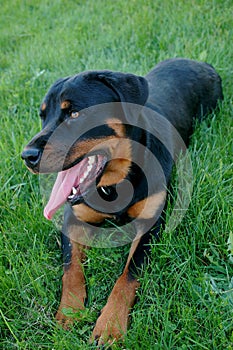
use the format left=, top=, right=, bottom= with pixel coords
left=44, top=160, right=87, bottom=220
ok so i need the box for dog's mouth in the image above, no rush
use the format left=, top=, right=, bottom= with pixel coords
left=44, top=154, right=108, bottom=220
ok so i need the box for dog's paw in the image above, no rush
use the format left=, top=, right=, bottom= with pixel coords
left=55, top=307, right=75, bottom=329
left=55, top=305, right=87, bottom=329
left=90, top=307, right=127, bottom=346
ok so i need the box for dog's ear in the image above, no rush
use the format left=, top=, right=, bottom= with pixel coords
left=96, top=71, right=149, bottom=106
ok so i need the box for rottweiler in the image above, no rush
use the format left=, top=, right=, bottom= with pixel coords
left=21, top=58, right=223, bottom=344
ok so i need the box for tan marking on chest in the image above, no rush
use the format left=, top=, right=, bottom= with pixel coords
left=127, top=190, right=166, bottom=219
left=73, top=203, right=112, bottom=223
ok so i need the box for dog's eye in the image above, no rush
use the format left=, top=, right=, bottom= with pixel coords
left=70, top=111, right=79, bottom=119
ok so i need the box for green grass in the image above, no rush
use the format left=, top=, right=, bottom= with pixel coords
left=0, top=0, right=233, bottom=349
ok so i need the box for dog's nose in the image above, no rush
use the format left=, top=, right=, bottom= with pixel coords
left=21, top=148, right=42, bottom=169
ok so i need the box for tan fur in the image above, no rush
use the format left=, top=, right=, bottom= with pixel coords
left=98, top=158, right=131, bottom=187
left=55, top=241, right=87, bottom=328
left=73, top=203, right=112, bottom=223
left=91, top=269, right=140, bottom=344
left=98, top=138, right=132, bottom=187
left=67, top=136, right=115, bottom=164
left=41, top=102, right=46, bottom=111
left=106, top=118, right=126, bottom=137
left=65, top=135, right=132, bottom=187
left=127, top=190, right=166, bottom=219
left=90, top=235, right=141, bottom=344
left=60, top=100, right=71, bottom=110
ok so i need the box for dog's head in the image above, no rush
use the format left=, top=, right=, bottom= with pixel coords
left=22, top=71, right=149, bottom=220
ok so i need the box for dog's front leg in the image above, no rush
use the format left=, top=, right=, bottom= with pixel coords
left=55, top=233, right=87, bottom=328
left=91, top=238, right=141, bottom=345
left=91, top=219, right=161, bottom=345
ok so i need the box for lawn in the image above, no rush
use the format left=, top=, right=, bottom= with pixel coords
left=0, top=0, right=232, bottom=349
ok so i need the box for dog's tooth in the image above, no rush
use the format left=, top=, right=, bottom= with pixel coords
left=80, top=177, right=84, bottom=184
left=72, top=187, right=77, bottom=195
left=83, top=170, right=89, bottom=179
left=87, top=165, right=92, bottom=172
left=101, top=187, right=109, bottom=195
left=68, top=194, right=75, bottom=199
left=88, top=156, right=95, bottom=165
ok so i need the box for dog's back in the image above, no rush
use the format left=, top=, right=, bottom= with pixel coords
left=146, top=58, right=223, bottom=144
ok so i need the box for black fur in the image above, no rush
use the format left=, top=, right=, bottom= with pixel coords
left=22, top=58, right=223, bottom=313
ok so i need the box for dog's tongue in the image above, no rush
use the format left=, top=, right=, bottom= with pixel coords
left=44, top=160, right=87, bottom=220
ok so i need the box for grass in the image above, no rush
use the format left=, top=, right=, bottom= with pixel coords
left=0, top=0, right=232, bottom=349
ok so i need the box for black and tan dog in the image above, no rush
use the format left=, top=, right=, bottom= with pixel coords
left=22, top=58, right=223, bottom=344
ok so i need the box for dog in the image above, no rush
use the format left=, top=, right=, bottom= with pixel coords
left=21, top=58, right=223, bottom=344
